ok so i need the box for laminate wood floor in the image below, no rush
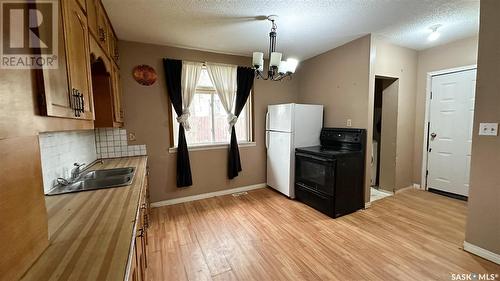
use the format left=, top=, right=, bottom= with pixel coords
left=147, top=188, right=499, bottom=281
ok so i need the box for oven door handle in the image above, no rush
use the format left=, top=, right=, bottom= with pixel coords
left=296, top=153, right=335, bottom=163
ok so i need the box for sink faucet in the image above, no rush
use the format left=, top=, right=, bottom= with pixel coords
left=70, top=163, right=86, bottom=181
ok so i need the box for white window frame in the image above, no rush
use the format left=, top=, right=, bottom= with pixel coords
left=169, top=69, right=254, bottom=152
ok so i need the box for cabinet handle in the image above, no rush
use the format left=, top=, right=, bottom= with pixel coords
left=72, top=88, right=81, bottom=117
left=98, top=27, right=106, bottom=42
left=71, top=88, right=78, bottom=117
left=114, top=47, right=119, bottom=61
left=71, top=89, right=85, bottom=117
left=80, top=92, right=85, bottom=113
left=143, top=213, right=149, bottom=229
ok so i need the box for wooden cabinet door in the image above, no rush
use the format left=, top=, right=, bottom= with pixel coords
left=111, top=63, right=124, bottom=123
left=96, top=3, right=109, bottom=53
left=129, top=239, right=140, bottom=281
left=112, top=33, right=119, bottom=64
left=86, top=0, right=98, bottom=37
left=76, top=0, right=86, bottom=12
left=62, top=0, right=94, bottom=120
left=108, top=30, right=119, bottom=63
left=37, top=1, right=73, bottom=118
left=136, top=220, right=146, bottom=280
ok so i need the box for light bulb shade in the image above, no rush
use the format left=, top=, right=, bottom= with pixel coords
left=252, top=52, right=264, bottom=68
left=286, top=58, right=299, bottom=73
left=278, top=60, right=288, bottom=74
left=270, top=52, right=282, bottom=67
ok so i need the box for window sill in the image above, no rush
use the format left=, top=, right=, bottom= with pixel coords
left=168, top=142, right=256, bottom=153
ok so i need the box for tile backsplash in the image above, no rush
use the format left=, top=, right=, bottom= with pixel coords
left=39, top=130, right=97, bottom=193
left=38, top=128, right=147, bottom=194
left=95, top=128, right=147, bottom=158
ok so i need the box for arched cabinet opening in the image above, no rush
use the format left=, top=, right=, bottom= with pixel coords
left=91, top=55, right=115, bottom=127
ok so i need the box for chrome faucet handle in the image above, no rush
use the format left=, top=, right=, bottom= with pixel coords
left=71, top=162, right=86, bottom=180
left=57, top=178, right=70, bottom=186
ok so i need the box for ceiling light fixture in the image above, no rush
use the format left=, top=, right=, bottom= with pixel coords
left=252, top=15, right=298, bottom=81
left=428, top=24, right=442, bottom=41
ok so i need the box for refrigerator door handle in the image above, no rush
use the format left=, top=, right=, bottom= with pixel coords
left=265, top=131, right=269, bottom=149
left=265, top=111, right=269, bottom=130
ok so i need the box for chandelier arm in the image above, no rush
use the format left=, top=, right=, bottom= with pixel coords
left=253, top=16, right=295, bottom=81
left=256, top=70, right=268, bottom=80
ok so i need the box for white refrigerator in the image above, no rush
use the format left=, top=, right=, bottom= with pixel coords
left=266, top=103, right=324, bottom=198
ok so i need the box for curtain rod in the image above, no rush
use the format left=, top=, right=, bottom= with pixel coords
left=182, top=59, right=249, bottom=69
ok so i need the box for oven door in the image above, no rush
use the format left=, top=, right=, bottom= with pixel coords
left=295, top=153, right=336, bottom=196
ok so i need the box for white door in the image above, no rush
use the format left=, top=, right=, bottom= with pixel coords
left=266, top=131, right=293, bottom=197
left=427, top=69, right=476, bottom=196
left=267, top=104, right=293, bottom=132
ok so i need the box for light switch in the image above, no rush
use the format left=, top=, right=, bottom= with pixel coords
left=479, top=123, right=498, bottom=136
left=347, top=119, right=352, bottom=127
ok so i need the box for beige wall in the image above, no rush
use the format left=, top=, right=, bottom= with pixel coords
left=297, top=35, right=373, bottom=202
left=118, top=41, right=299, bottom=202
left=372, top=38, right=418, bottom=191
left=465, top=0, right=500, bottom=256
left=412, top=36, right=478, bottom=184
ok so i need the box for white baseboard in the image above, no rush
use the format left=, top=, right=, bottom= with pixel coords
left=463, top=241, right=500, bottom=265
left=151, top=183, right=267, bottom=208
left=364, top=202, right=371, bottom=209
left=394, top=184, right=423, bottom=194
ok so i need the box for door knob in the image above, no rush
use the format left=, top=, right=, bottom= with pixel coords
left=430, top=132, right=437, bottom=139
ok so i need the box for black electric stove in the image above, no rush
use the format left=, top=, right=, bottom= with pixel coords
left=295, top=128, right=366, bottom=218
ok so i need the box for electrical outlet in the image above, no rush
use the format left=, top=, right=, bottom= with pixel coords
left=479, top=123, right=498, bottom=136
left=347, top=119, right=352, bottom=127
left=128, top=132, right=137, bottom=141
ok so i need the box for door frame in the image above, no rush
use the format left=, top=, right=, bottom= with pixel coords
left=420, top=65, right=477, bottom=190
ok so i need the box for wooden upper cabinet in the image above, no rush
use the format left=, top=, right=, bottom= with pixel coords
left=76, top=0, right=86, bottom=12
left=37, top=1, right=72, bottom=118
left=38, top=0, right=93, bottom=120
left=108, top=24, right=119, bottom=64
left=62, top=0, right=94, bottom=120
left=96, top=3, right=109, bottom=53
left=89, top=0, right=118, bottom=63
left=86, top=0, right=98, bottom=37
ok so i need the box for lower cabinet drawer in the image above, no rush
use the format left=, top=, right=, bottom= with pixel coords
left=295, top=184, right=334, bottom=217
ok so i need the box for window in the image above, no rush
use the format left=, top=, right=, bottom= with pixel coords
left=172, top=68, right=252, bottom=147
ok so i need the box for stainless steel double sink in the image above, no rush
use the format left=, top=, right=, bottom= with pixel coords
left=47, top=167, right=136, bottom=196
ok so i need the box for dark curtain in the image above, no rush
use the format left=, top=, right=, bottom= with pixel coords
left=163, top=59, right=192, bottom=187
left=228, top=67, right=255, bottom=179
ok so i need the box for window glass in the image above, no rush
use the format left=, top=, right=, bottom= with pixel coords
left=172, top=68, right=252, bottom=147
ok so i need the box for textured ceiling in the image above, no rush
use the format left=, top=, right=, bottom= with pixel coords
left=103, top=0, right=479, bottom=60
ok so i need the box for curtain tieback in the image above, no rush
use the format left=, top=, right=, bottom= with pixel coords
left=227, top=113, right=238, bottom=132
left=176, top=109, right=191, bottom=131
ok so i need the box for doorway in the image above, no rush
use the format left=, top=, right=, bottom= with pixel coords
left=424, top=68, right=477, bottom=198
left=371, top=76, right=398, bottom=201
